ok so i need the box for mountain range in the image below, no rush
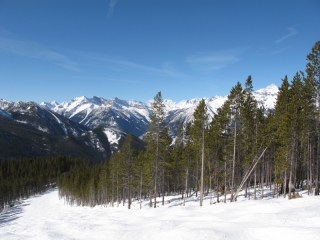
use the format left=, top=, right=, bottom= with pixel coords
left=0, top=84, right=278, bottom=162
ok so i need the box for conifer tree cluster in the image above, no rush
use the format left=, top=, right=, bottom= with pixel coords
left=52, top=41, right=320, bottom=208
left=0, top=156, right=89, bottom=208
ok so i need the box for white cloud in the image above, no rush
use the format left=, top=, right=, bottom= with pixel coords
left=186, top=48, right=246, bottom=73
left=275, top=27, right=297, bottom=43
left=107, top=0, right=118, bottom=18
left=0, top=37, right=80, bottom=71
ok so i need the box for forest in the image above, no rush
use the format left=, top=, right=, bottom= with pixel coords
left=56, top=41, right=320, bottom=209
left=2, top=41, right=320, bottom=210
left=0, top=156, right=90, bottom=209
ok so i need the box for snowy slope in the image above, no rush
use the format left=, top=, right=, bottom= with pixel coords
left=1, top=188, right=319, bottom=240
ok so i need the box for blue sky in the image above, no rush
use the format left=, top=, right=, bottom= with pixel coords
left=0, top=0, right=319, bottom=103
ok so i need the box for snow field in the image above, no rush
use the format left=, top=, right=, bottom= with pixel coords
left=1, top=188, right=320, bottom=240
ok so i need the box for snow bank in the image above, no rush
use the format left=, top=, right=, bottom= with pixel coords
left=1, top=188, right=319, bottom=240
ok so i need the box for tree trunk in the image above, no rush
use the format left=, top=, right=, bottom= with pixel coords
left=288, top=161, right=293, bottom=200
left=210, top=173, right=213, bottom=205
left=232, top=147, right=268, bottom=202
left=308, top=140, right=312, bottom=195
left=128, top=185, right=131, bottom=209
left=224, top=161, right=227, bottom=203
left=162, top=168, right=165, bottom=206
left=154, top=133, right=159, bottom=208
left=216, top=175, right=219, bottom=203
left=254, top=169, right=257, bottom=200
left=261, top=161, right=264, bottom=199
left=283, top=169, right=287, bottom=198
left=200, top=127, right=205, bottom=207
left=184, top=168, right=188, bottom=206
left=139, top=171, right=142, bottom=209
left=245, top=180, right=248, bottom=198
left=316, top=85, right=320, bottom=196
left=231, top=123, right=237, bottom=202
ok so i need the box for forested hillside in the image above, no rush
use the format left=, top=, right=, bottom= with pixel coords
left=0, top=156, right=90, bottom=209
left=56, top=41, right=320, bottom=208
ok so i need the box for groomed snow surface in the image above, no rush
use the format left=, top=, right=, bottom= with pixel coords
left=1, top=188, right=320, bottom=240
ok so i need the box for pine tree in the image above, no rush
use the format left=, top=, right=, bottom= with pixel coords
left=217, top=100, right=232, bottom=203
left=118, top=134, right=136, bottom=209
left=228, top=82, right=243, bottom=201
left=181, top=122, right=194, bottom=205
left=144, top=92, right=166, bottom=208
left=159, top=127, right=172, bottom=205
left=274, top=76, right=291, bottom=197
left=306, top=41, right=320, bottom=195
left=191, top=99, right=208, bottom=206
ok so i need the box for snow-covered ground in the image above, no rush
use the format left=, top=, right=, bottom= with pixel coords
left=1, top=188, right=319, bottom=240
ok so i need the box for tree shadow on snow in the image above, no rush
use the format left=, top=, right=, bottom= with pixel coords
left=0, top=188, right=56, bottom=227
left=0, top=201, right=30, bottom=227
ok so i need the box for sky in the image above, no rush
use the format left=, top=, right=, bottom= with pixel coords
left=0, top=0, right=319, bottom=104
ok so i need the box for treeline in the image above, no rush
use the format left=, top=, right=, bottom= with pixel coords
left=58, top=41, right=320, bottom=208
left=0, top=156, right=90, bottom=208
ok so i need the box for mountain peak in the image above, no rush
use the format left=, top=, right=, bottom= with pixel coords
left=255, top=84, right=278, bottom=95
left=74, top=96, right=89, bottom=103
left=40, top=101, right=59, bottom=108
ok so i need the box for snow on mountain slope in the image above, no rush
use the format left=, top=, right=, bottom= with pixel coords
left=0, top=100, right=87, bottom=136
left=0, top=108, right=12, bottom=119
left=253, top=83, right=278, bottom=109
left=1, top=187, right=319, bottom=240
left=41, top=84, right=278, bottom=138
left=103, top=128, right=122, bottom=146
left=164, top=96, right=229, bottom=136
left=41, top=96, right=150, bottom=138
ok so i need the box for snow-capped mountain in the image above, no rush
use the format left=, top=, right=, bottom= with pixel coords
left=0, top=99, right=146, bottom=161
left=165, top=84, right=277, bottom=136
left=1, top=100, right=87, bottom=136
left=41, top=96, right=150, bottom=138
left=40, top=84, right=278, bottom=138
left=0, top=84, right=278, bottom=160
left=253, top=83, right=278, bottom=109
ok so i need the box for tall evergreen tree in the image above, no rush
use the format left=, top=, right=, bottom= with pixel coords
left=306, top=41, right=320, bottom=195
left=191, top=99, right=208, bottom=206
left=118, top=134, right=136, bottom=209
left=145, top=92, right=166, bottom=208
left=227, top=82, right=243, bottom=201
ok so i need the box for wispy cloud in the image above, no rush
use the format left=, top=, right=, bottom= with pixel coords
left=275, top=27, right=297, bottom=43
left=0, top=37, right=80, bottom=71
left=270, top=45, right=293, bottom=55
left=107, top=0, right=118, bottom=18
left=186, top=48, right=246, bottom=73
left=77, top=76, right=145, bottom=84
left=79, top=52, right=189, bottom=79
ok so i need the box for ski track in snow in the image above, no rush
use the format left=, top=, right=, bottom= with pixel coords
left=1, top=188, right=319, bottom=240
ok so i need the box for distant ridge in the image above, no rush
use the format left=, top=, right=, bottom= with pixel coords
left=40, top=84, right=278, bottom=137
left=0, top=84, right=278, bottom=160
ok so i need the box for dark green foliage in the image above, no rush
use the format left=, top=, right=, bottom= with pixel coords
left=57, top=133, right=146, bottom=208
left=0, top=156, right=88, bottom=208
